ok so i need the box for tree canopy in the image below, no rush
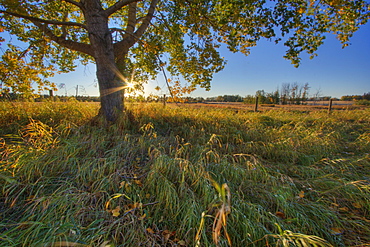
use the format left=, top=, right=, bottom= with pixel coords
left=0, top=0, right=369, bottom=121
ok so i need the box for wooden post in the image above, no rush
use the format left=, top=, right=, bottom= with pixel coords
left=163, top=94, right=166, bottom=108
left=254, top=96, right=259, bottom=112
left=49, top=90, right=54, bottom=101
left=328, top=98, right=333, bottom=114
left=75, top=85, right=79, bottom=98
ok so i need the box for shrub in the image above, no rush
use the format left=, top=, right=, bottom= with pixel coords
left=354, top=99, right=370, bottom=106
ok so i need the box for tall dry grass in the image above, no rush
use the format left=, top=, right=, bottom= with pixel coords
left=0, top=102, right=369, bottom=246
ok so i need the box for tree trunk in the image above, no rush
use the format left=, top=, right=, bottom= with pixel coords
left=96, top=57, right=124, bottom=122
left=82, top=0, right=124, bottom=122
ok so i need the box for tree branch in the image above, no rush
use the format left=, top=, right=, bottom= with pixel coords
left=112, top=28, right=135, bottom=59
left=0, top=10, right=87, bottom=29
left=62, top=0, right=82, bottom=8
left=126, top=2, right=137, bottom=35
left=61, top=11, right=69, bottom=39
left=104, top=0, right=142, bottom=17
left=134, top=0, right=158, bottom=38
left=33, top=21, right=94, bottom=57
left=111, top=0, right=159, bottom=59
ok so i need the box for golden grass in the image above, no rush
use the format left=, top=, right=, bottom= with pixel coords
left=0, top=102, right=369, bottom=246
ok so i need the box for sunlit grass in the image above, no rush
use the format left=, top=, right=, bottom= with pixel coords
left=0, top=102, right=369, bottom=246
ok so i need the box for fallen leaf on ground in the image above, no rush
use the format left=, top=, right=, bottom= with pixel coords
left=298, top=190, right=305, bottom=198
left=177, top=240, right=186, bottom=246
left=339, top=207, right=349, bottom=212
left=275, top=211, right=286, bottom=219
left=330, top=227, right=344, bottom=235
left=352, top=202, right=362, bottom=208
left=112, top=206, right=120, bottom=217
left=138, top=213, right=146, bottom=220
left=162, top=230, right=175, bottom=241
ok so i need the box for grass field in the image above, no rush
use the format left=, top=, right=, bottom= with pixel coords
left=177, top=101, right=364, bottom=112
left=0, top=101, right=369, bottom=247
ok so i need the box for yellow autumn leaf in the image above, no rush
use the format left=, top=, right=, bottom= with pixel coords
left=330, top=227, right=344, bottom=235
left=352, top=202, right=362, bottom=208
left=162, top=230, right=175, bottom=241
left=339, top=207, right=349, bottom=212
left=298, top=190, right=305, bottom=198
left=124, top=202, right=142, bottom=214
left=177, top=240, right=186, bottom=246
left=134, top=179, right=143, bottom=186
left=146, top=228, right=155, bottom=234
left=119, top=181, right=131, bottom=191
left=138, top=213, right=146, bottom=220
left=275, top=211, right=286, bottom=219
left=112, top=206, right=121, bottom=217
left=105, top=200, right=111, bottom=210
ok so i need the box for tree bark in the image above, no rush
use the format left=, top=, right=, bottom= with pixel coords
left=82, top=0, right=124, bottom=122
left=95, top=56, right=124, bottom=122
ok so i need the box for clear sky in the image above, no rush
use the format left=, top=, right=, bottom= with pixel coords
left=50, top=21, right=370, bottom=99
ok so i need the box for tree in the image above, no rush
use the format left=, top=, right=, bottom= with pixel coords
left=290, top=82, right=298, bottom=104
left=289, top=82, right=310, bottom=105
left=256, top=90, right=268, bottom=104
left=280, top=83, right=291, bottom=105
left=363, top=92, right=370, bottom=100
left=272, top=89, right=280, bottom=105
left=1, top=0, right=369, bottom=122
left=302, top=82, right=310, bottom=103
left=312, top=87, right=323, bottom=104
left=0, top=43, right=57, bottom=98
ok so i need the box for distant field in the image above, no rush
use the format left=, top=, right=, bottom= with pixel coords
left=175, top=101, right=366, bottom=112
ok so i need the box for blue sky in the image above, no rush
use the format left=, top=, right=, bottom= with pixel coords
left=51, top=21, right=370, bottom=99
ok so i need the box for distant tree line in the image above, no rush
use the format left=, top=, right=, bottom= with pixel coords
left=242, top=82, right=310, bottom=105
left=2, top=87, right=369, bottom=105
left=340, top=92, right=370, bottom=101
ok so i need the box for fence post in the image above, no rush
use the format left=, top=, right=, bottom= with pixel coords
left=254, top=96, right=259, bottom=112
left=163, top=94, right=166, bottom=108
left=49, top=90, right=55, bottom=101
left=328, top=98, right=333, bottom=114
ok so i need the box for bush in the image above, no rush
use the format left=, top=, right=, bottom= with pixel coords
left=355, top=99, right=370, bottom=106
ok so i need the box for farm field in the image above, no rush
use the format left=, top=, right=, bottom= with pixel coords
left=176, top=101, right=364, bottom=112
left=0, top=101, right=369, bottom=247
